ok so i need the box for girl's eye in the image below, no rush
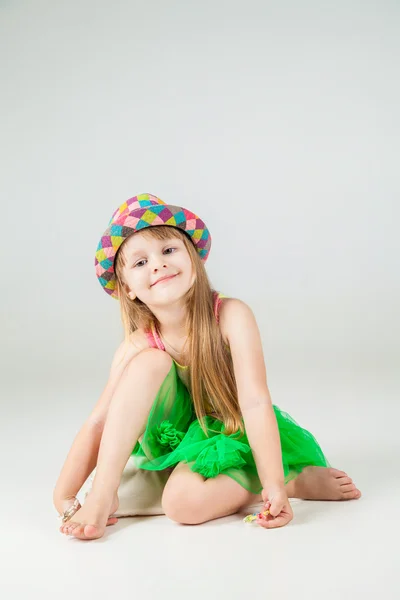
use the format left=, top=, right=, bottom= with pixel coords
left=134, top=247, right=176, bottom=268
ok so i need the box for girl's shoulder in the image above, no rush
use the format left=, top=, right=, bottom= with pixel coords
left=217, top=295, right=253, bottom=347
left=217, top=295, right=235, bottom=345
left=117, top=328, right=154, bottom=358
left=129, top=327, right=153, bottom=351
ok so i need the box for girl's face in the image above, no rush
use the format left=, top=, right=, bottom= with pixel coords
left=120, top=231, right=195, bottom=304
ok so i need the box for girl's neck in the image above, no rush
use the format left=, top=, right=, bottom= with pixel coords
left=158, top=328, right=190, bottom=366
left=159, top=324, right=188, bottom=338
left=158, top=326, right=188, bottom=352
left=147, top=297, right=188, bottom=337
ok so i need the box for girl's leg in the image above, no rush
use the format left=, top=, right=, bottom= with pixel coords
left=162, top=462, right=362, bottom=525
left=61, top=349, right=173, bottom=539
left=161, top=462, right=263, bottom=525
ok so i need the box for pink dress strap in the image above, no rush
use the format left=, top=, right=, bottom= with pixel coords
left=145, top=291, right=226, bottom=348
left=214, top=292, right=223, bottom=324
left=146, top=322, right=165, bottom=350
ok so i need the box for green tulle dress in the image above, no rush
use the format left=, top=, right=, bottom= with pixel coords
left=131, top=292, right=331, bottom=495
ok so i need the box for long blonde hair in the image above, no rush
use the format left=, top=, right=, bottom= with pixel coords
left=113, top=225, right=245, bottom=438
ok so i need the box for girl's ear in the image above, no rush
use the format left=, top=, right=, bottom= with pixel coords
left=119, top=278, right=136, bottom=300
left=124, top=285, right=136, bottom=300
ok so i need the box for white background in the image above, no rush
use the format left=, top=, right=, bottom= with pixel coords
left=1, top=1, right=398, bottom=598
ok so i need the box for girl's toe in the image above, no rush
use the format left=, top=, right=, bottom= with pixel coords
left=83, top=524, right=101, bottom=539
left=339, top=476, right=352, bottom=485
left=340, top=483, right=355, bottom=492
left=71, top=524, right=85, bottom=538
left=343, top=489, right=361, bottom=499
left=330, top=468, right=347, bottom=476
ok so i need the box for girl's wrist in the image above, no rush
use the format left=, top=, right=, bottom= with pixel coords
left=262, top=481, right=286, bottom=495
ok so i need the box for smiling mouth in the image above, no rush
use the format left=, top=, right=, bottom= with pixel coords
left=152, top=274, right=178, bottom=287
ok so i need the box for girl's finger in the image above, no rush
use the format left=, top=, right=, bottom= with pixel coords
left=267, top=503, right=283, bottom=518
left=257, top=515, right=289, bottom=529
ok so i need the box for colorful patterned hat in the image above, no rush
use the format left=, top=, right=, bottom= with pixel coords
left=94, top=193, right=212, bottom=299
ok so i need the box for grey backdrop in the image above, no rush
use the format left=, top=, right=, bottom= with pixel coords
left=1, top=1, right=398, bottom=599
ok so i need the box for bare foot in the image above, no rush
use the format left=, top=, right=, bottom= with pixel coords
left=59, top=491, right=119, bottom=540
left=288, top=467, right=362, bottom=501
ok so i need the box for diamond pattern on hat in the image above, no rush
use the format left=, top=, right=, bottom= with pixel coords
left=141, top=210, right=159, bottom=224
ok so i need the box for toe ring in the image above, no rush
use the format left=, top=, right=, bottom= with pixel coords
left=58, top=498, right=80, bottom=523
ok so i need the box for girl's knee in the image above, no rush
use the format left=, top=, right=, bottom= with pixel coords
left=161, top=480, right=205, bottom=525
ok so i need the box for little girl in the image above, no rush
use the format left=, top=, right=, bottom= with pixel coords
left=54, top=192, right=361, bottom=540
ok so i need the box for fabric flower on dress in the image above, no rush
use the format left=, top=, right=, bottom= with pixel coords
left=192, top=435, right=251, bottom=478
left=156, top=420, right=185, bottom=450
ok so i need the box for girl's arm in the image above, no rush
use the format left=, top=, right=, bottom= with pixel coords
left=239, top=401, right=285, bottom=489
left=53, top=332, right=146, bottom=512
left=219, top=299, right=285, bottom=490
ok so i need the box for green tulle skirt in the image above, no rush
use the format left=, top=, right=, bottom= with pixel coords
left=131, top=361, right=331, bottom=494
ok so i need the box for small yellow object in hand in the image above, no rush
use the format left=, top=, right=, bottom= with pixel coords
left=243, top=509, right=270, bottom=523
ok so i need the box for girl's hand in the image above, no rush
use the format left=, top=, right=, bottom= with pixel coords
left=258, top=487, right=293, bottom=529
